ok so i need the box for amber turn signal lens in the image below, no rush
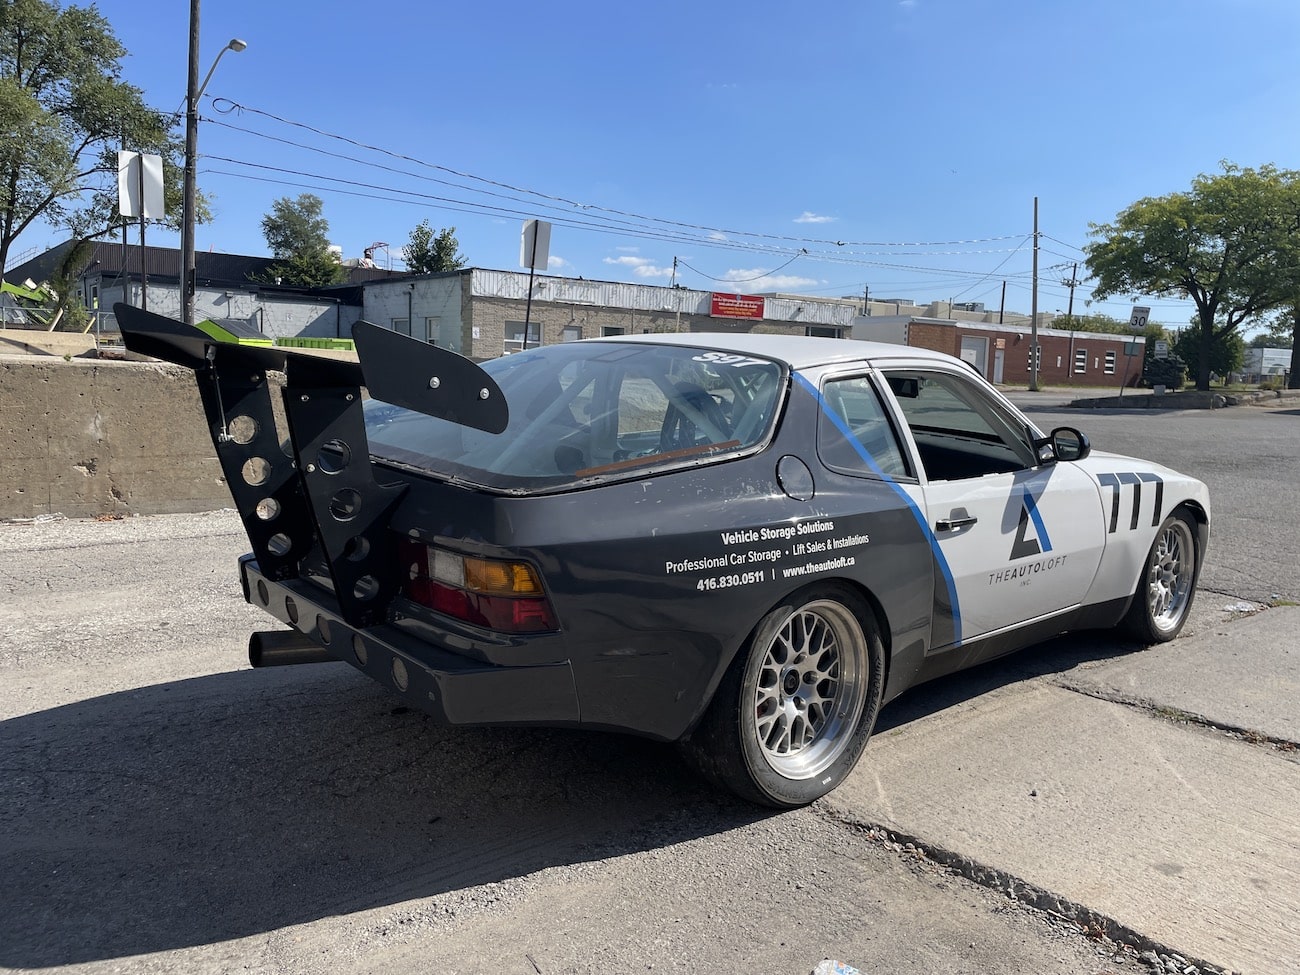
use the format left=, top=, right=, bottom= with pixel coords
left=463, top=556, right=543, bottom=596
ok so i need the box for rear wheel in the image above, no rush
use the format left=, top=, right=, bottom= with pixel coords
left=1123, top=509, right=1200, bottom=643
left=681, top=585, right=885, bottom=807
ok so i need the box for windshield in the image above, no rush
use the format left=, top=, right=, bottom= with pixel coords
left=364, top=341, right=785, bottom=492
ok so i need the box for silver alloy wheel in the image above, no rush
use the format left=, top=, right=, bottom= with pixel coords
left=1146, top=517, right=1195, bottom=635
left=752, top=599, right=868, bottom=779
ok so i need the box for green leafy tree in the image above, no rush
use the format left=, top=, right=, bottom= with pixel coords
left=254, top=194, right=344, bottom=287
left=0, top=0, right=196, bottom=276
left=1142, top=353, right=1187, bottom=391
left=1085, top=162, right=1300, bottom=391
left=1050, top=313, right=1129, bottom=333
left=1171, top=325, right=1244, bottom=384
left=46, top=235, right=93, bottom=330
left=404, top=220, right=466, bottom=274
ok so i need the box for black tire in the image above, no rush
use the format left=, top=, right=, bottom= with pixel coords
left=680, top=584, right=885, bottom=808
left=1123, top=508, right=1200, bottom=644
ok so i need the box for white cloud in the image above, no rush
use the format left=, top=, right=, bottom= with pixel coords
left=794, top=211, right=835, bottom=224
left=719, top=270, right=820, bottom=293
left=708, top=231, right=729, bottom=242
left=548, top=255, right=569, bottom=269
left=603, top=255, right=674, bottom=279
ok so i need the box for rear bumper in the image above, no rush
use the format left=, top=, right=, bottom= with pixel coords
left=240, top=555, right=581, bottom=727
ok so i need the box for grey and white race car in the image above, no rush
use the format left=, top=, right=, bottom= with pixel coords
left=116, top=304, right=1209, bottom=808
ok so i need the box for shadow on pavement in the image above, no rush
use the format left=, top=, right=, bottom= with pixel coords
left=875, top=630, right=1136, bottom=734
left=0, top=665, right=765, bottom=967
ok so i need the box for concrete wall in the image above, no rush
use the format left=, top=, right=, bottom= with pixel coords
left=1, top=356, right=228, bottom=520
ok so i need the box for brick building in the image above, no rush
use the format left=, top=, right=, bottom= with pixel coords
left=855, top=316, right=1143, bottom=388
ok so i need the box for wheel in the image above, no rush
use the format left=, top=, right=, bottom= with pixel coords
left=681, top=585, right=885, bottom=808
left=1123, top=509, right=1200, bottom=643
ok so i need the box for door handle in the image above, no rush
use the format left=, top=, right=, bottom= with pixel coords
left=936, top=514, right=978, bottom=532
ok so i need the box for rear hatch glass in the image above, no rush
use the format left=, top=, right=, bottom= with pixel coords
left=365, top=341, right=784, bottom=492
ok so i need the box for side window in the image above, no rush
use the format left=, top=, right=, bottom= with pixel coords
left=818, top=375, right=911, bottom=479
left=883, top=370, right=1036, bottom=481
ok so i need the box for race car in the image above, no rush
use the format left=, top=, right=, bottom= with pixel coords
left=115, top=303, right=1209, bottom=808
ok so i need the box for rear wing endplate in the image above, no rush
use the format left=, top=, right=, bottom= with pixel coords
left=113, top=304, right=508, bottom=628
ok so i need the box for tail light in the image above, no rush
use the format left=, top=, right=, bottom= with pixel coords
left=398, top=539, right=559, bottom=634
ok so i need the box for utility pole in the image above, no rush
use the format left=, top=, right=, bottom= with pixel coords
left=998, top=280, right=1006, bottom=325
left=1063, top=262, right=1080, bottom=319
left=181, top=0, right=200, bottom=324
left=1029, top=197, right=1040, bottom=392
left=863, top=282, right=870, bottom=316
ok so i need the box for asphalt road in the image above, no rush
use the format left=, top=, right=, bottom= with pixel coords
left=3, top=403, right=1296, bottom=975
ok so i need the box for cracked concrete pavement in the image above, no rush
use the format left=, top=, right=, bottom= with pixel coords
left=827, top=606, right=1300, bottom=975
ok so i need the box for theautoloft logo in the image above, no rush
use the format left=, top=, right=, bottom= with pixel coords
left=988, top=486, right=1065, bottom=586
left=1010, top=487, right=1053, bottom=560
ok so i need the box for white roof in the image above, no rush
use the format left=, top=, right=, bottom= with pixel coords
left=588, top=331, right=958, bottom=370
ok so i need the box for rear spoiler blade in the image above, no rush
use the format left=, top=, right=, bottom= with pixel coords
left=113, top=303, right=509, bottom=628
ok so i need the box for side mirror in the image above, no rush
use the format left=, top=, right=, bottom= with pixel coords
left=1050, top=426, right=1090, bottom=462
left=888, top=376, right=920, bottom=398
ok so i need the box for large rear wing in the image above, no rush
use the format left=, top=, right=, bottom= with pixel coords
left=113, top=304, right=508, bottom=628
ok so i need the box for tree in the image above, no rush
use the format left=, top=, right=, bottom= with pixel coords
left=46, top=235, right=93, bottom=331
left=404, top=220, right=466, bottom=274
left=254, top=194, right=344, bottom=287
left=0, top=0, right=194, bottom=276
left=1085, top=162, right=1300, bottom=391
left=1050, top=313, right=1129, bottom=333
left=1172, top=326, right=1244, bottom=384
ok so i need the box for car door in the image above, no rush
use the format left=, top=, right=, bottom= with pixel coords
left=879, top=364, right=1106, bottom=648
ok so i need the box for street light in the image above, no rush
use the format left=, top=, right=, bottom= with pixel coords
left=181, top=12, right=246, bottom=326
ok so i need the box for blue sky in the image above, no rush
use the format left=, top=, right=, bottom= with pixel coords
left=17, top=0, right=1300, bottom=330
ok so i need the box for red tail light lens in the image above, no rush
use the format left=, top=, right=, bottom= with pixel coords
left=398, top=539, right=558, bottom=634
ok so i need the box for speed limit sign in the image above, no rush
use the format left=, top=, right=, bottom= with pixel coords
left=1129, top=305, right=1151, bottom=330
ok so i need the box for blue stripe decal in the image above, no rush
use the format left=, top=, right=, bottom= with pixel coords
left=794, top=372, right=962, bottom=646
left=1023, top=486, right=1053, bottom=553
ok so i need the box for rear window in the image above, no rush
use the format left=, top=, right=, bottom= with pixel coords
left=364, top=342, right=785, bottom=492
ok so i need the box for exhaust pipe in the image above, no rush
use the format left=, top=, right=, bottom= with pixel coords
left=248, top=629, right=338, bottom=668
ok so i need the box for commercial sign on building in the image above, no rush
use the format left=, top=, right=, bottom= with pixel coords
left=710, top=293, right=765, bottom=320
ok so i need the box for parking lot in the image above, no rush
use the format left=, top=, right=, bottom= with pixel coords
left=3, top=402, right=1298, bottom=975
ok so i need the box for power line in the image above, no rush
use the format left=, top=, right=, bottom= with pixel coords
left=208, top=98, right=1028, bottom=250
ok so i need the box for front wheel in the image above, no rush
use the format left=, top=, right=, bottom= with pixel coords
left=1123, top=508, right=1200, bottom=643
left=681, top=585, right=885, bottom=808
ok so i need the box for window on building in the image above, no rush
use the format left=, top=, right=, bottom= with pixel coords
left=504, top=320, right=540, bottom=353
left=423, top=317, right=439, bottom=345
left=392, top=318, right=411, bottom=336
left=601, top=325, right=626, bottom=337
left=1074, top=348, right=1088, bottom=374
left=562, top=325, right=583, bottom=342
left=806, top=325, right=843, bottom=338
left=1104, top=350, right=1116, bottom=374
